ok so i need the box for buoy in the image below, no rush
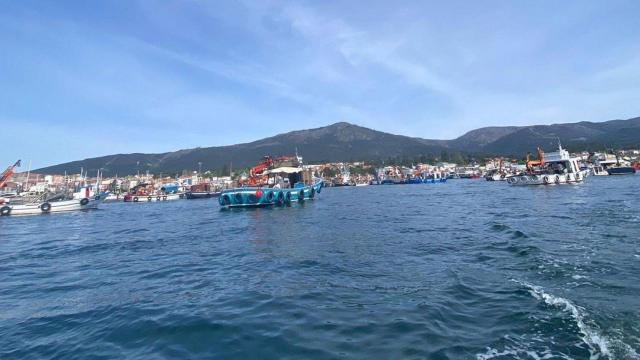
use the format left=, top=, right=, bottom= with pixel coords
left=40, top=202, right=51, bottom=212
left=255, top=189, right=263, bottom=198
left=0, top=206, right=11, bottom=216
left=80, top=198, right=89, bottom=206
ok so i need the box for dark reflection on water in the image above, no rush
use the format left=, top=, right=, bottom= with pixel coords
left=1, top=176, right=639, bottom=359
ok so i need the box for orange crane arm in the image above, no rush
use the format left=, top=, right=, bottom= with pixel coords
left=0, top=160, right=21, bottom=189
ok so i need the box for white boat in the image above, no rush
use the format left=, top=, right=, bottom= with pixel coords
left=591, top=165, right=608, bottom=176
left=507, top=144, right=589, bottom=186
left=0, top=192, right=107, bottom=216
left=485, top=172, right=506, bottom=181
left=123, top=193, right=182, bottom=202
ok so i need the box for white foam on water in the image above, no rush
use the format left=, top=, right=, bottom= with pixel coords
left=571, top=274, right=588, bottom=280
left=512, top=280, right=640, bottom=360
left=476, top=346, right=559, bottom=360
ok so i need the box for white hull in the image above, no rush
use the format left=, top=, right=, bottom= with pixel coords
left=507, top=171, right=588, bottom=186
left=126, top=193, right=181, bottom=202
left=1, top=195, right=106, bottom=216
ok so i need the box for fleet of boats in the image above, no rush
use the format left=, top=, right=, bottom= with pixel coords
left=1, top=144, right=638, bottom=217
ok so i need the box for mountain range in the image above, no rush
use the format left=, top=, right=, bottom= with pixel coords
left=35, top=116, right=640, bottom=175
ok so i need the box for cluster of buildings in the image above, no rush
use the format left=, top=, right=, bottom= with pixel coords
left=3, top=149, right=639, bottom=195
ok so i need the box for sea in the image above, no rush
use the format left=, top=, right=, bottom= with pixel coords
left=1, top=176, right=639, bottom=359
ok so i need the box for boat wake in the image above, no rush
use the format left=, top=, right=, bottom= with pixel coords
left=511, top=280, right=639, bottom=360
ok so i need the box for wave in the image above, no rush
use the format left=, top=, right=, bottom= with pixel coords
left=511, top=280, right=639, bottom=360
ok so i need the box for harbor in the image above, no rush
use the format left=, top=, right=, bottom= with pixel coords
left=3, top=1, right=640, bottom=358
left=2, top=171, right=639, bottom=359
left=2, top=145, right=638, bottom=217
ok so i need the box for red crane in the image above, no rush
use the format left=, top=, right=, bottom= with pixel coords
left=0, top=160, right=21, bottom=189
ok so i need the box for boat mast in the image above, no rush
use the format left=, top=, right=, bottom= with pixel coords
left=25, top=160, right=31, bottom=192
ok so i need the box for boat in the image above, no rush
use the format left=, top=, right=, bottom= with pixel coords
left=1, top=192, right=107, bottom=216
left=0, top=162, right=108, bottom=216
left=219, top=154, right=323, bottom=208
left=507, top=144, right=589, bottom=186
left=607, top=166, right=636, bottom=175
left=485, top=160, right=507, bottom=181
left=123, top=183, right=182, bottom=202
left=185, top=183, right=221, bottom=199
left=591, top=165, right=608, bottom=176
left=605, top=153, right=636, bottom=175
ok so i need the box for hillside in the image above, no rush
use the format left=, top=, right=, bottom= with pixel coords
left=34, top=117, right=640, bottom=175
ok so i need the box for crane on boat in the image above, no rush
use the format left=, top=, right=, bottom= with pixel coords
left=526, top=147, right=545, bottom=172
left=0, top=160, right=21, bottom=190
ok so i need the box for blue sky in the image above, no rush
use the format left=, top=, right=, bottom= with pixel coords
left=1, top=0, right=640, bottom=169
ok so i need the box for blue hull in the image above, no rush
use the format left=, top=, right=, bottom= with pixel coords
left=219, top=180, right=323, bottom=208
left=607, top=167, right=636, bottom=175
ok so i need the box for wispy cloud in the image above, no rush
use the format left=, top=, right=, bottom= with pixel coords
left=1, top=0, right=639, bottom=167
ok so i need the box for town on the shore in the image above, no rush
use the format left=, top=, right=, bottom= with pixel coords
left=2, top=148, right=638, bottom=201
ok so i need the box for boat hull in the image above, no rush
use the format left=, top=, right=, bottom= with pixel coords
left=219, top=180, right=323, bottom=208
left=0, top=193, right=107, bottom=216
left=606, top=167, right=636, bottom=175
left=185, top=191, right=221, bottom=199
left=124, top=193, right=182, bottom=202
left=507, top=172, right=588, bottom=186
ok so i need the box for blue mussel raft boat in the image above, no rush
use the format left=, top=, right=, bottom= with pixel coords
left=219, top=178, right=323, bottom=208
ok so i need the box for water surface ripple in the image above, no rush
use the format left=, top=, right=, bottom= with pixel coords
left=1, top=177, right=639, bottom=359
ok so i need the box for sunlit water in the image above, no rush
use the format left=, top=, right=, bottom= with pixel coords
left=1, top=176, right=639, bottom=359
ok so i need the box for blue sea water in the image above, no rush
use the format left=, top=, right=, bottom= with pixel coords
left=1, top=176, right=639, bottom=359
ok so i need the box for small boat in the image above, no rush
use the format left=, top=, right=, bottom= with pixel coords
left=605, top=153, right=636, bottom=175
left=123, top=193, right=181, bottom=202
left=104, top=193, right=126, bottom=202
left=1, top=192, right=107, bottom=216
left=185, top=183, right=221, bottom=199
left=591, top=165, right=608, bottom=176
left=123, top=183, right=182, bottom=202
left=219, top=154, right=323, bottom=208
left=607, top=166, right=636, bottom=175
left=507, top=144, right=588, bottom=186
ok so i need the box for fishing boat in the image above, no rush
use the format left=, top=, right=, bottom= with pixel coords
left=591, top=165, right=608, bottom=176
left=1, top=192, right=107, bottom=216
left=219, top=154, right=323, bottom=208
left=185, top=183, right=221, bottom=199
left=607, top=166, right=636, bottom=175
left=485, top=159, right=507, bottom=181
left=0, top=161, right=108, bottom=216
left=507, top=144, right=588, bottom=186
left=605, top=153, right=636, bottom=175
left=123, top=183, right=181, bottom=202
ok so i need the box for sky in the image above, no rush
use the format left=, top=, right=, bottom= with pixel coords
left=1, top=0, right=640, bottom=169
